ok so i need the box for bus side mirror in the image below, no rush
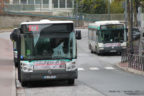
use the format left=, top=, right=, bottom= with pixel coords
left=76, top=30, right=81, bottom=40
left=10, top=28, right=20, bottom=41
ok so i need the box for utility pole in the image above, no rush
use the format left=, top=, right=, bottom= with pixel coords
left=127, top=0, right=133, bottom=54
left=124, top=0, right=127, bottom=27
left=130, top=0, right=134, bottom=53
left=127, top=0, right=131, bottom=49
left=138, top=7, right=144, bottom=56
left=108, top=0, right=110, bottom=20
left=75, top=0, right=79, bottom=27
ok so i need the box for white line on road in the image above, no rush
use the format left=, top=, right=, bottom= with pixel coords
left=89, top=67, right=99, bottom=71
left=104, top=67, right=115, bottom=70
left=78, top=68, right=85, bottom=71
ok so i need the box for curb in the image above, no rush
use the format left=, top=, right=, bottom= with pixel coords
left=116, top=63, right=144, bottom=76
left=11, top=65, right=16, bottom=96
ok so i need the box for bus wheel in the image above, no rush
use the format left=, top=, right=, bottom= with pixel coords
left=89, top=44, right=91, bottom=50
left=18, top=65, right=21, bottom=82
left=21, top=81, right=27, bottom=87
left=14, top=62, right=18, bottom=67
left=91, top=50, right=94, bottom=53
left=14, top=58, right=18, bottom=67
left=68, top=79, right=75, bottom=85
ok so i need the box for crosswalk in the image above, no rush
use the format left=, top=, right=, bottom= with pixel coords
left=78, top=66, right=116, bottom=71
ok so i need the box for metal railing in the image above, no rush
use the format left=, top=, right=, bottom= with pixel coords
left=121, top=49, right=144, bottom=71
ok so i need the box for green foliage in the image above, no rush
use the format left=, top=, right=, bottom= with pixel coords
left=110, top=0, right=124, bottom=13
left=75, top=0, right=126, bottom=14
left=77, top=0, right=107, bottom=14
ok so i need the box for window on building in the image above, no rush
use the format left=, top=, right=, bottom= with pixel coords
left=67, top=0, right=73, bottom=8
left=13, top=0, right=19, bottom=4
left=28, top=0, right=34, bottom=4
left=35, top=0, right=41, bottom=4
left=53, top=0, right=58, bottom=8
left=60, top=0, right=65, bottom=8
left=43, top=0, right=49, bottom=8
left=4, top=0, right=9, bottom=3
left=21, top=0, right=27, bottom=4
left=43, top=0, right=49, bottom=4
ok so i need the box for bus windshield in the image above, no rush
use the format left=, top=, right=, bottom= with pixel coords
left=20, top=24, right=76, bottom=60
left=99, top=29, right=124, bottom=43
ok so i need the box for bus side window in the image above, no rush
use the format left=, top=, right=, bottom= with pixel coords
left=89, top=29, right=92, bottom=40
left=88, top=29, right=90, bottom=40
left=93, top=30, right=96, bottom=41
left=92, top=30, right=95, bottom=41
left=95, top=30, right=97, bottom=42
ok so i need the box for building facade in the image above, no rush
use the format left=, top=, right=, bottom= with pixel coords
left=6, top=0, right=74, bottom=13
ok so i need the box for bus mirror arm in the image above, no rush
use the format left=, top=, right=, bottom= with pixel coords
left=75, top=30, right=82, bottom=40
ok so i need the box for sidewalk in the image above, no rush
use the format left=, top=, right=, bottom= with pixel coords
left=117, top=62, right=144, bottom=76
left=0, top=38, right=16, bottom=96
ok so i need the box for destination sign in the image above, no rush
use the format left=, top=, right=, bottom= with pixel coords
left=21, top=23, right=73, bottom=33
left=100, top=24, right=124, bottom=30
left=28, top=25, right=39, bottom=32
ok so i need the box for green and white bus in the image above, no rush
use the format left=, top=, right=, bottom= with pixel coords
left=88, top=21, right=127, bottom=54
left=11, top=20, right=81, bottom=86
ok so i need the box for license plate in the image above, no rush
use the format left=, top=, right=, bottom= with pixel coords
left=110, top=50, right=116, bottom=52
left=43, top=75, right=56, bottom=79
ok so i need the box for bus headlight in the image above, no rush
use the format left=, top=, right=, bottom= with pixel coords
left=98, top=43, right=104, bottom=50
left=99, top=47, right=104, bottom=50
left=21, top=62, right=33, bottom=72
left=66, top=61, right=76, bottom=71
left=121, top=42, right=127, bottom=49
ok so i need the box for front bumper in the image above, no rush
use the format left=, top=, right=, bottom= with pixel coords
left=99, top=47, right=124, bottom=53
left=21, top=69, right=78, bottom=82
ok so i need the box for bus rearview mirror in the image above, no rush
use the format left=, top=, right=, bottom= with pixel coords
left=76, top=30, right=81, bottom=40
left=10, top=28, right=20, bottom=41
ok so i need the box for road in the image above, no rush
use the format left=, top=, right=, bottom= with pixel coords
left=0, top=32, right=14, bottom=96
left=1, top=30, right=144, bottom=96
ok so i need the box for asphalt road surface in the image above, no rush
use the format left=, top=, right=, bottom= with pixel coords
left=1, top=30, right=144, bottom=96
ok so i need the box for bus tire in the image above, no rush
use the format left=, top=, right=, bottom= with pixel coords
left=68, top=79, right=75, bottom=85
left=21, top=81, right=27, bottom=87
left=91, top=50, right=94, bottom=53
left=18, top=65, right=21, bottom=82
left=89, top=44, right=91, bottom=50
left=89, top=45, right=94, bottom=53
left=14, top=58, right=18, bottom=67
left=14, top=62, right=18, bottom=67
left=97, top=50, right=101, bottom=55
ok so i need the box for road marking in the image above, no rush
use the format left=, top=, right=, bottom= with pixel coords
left=105, top=67, right=115, bottom=70
left=78, top=68, right=85, bottom=71
left=89, top=67, right=99, bottom=70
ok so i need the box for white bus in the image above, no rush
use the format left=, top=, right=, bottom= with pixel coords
left=88, top=21, right=127, bottom=54
left=10, top=20, right=81, bottom=86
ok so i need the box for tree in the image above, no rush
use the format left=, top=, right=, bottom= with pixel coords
left=77, top=0, right=107, bottom=14
left=110, top=0, right=124, bottom=13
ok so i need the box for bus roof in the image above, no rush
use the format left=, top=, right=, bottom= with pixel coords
left=88, top=20, right=123, bottom=29
left=21, top=19, right=73, bottom=25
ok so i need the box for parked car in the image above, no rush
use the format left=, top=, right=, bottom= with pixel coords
left=126, top=27, right=140, bottom=40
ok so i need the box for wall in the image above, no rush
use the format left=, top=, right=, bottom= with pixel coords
left=0, top=15, right=49, bottom=28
